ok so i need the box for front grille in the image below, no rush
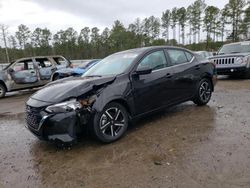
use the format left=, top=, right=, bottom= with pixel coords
left=25, top=106, right=43, bottom=130
left=212, top=57, right=236, bottom=65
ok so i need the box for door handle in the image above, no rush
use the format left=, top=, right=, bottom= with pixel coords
left=30, top=71, right=35, bottom=74
left=165, top=73, right=172, bottom=78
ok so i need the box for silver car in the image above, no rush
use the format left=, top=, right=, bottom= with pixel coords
left=0, top=55, right=71, bottom=98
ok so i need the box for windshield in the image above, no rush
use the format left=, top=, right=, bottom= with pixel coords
left=3, top=61, right=15, bottom=70
left=219, top=42, right=250, bottom=54
left=83, top=52, right=139, bottom=77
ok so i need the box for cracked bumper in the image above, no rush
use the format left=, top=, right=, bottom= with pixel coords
left=26, top=109, right=90, bottom=143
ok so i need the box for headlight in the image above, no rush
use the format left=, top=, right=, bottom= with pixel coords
left=45, top=99, right=82, bottom=113
left=235, top=57, right=243, bottom=64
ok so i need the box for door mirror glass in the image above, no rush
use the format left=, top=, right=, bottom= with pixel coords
left=135, top=66, right=152, bottom=75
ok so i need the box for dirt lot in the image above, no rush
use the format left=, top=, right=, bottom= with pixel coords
left=0, top=77, right=250, bottom=188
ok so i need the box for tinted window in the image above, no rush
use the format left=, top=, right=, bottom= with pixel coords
left=168, top=49, right=188, bottom=65
left=138, top=50, right=167, bottom=71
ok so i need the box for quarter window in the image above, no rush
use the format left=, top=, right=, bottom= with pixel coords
left=185, top=52, right=194, bottom=62
left=168, top=49, right=189, bottom=65
left=137, top=50, right=167, bottom=71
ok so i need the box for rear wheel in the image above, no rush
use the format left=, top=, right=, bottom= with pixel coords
left=92, top=102, right=129, bottom=143
left=193, top=78, right=212, bottom=106
left=0, top=84, right=6, bottom=98
left=53, top=74, right=60, bottom=81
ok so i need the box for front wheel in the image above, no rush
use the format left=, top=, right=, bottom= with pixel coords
left=193, top=78, right=212, bottom=106
left=0, top=84, right=6, bottom=98
left=92, top=102, right=129, bottom=143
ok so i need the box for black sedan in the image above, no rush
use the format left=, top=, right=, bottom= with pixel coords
left=25, top=46, right=217, bottom=145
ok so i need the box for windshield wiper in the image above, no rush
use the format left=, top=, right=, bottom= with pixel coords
left=230, top=51, right=240, bottom=54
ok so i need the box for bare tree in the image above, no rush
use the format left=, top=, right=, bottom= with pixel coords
left=0, top=24, right=10, bottom=63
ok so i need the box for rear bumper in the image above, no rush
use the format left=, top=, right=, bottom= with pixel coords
left=216, top=66, right=247, bottom=75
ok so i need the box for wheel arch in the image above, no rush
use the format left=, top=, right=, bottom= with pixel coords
left=0, top=80, right=7, bottom=92
left=51, top=73, right=59, bottom=81
left=201, top=73, right=214, bottom=92
left=106, top=98, right=132, bottom=119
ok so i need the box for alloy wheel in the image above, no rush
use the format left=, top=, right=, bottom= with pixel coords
left=99, top=107, right=125, bottom=138
left=199, top=81, right=211, bottom=103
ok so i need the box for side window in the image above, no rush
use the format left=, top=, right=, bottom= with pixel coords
left=36, top=58, right=52, bottom=68
left=185, top=52, right=194, bottom=62
left=13, top=60, right=34, bottom=72
left=168, top=49, right=189, bottom=65
left=137, top=50, right=167, bottom=71
left=54, top=57, right=68, bottom=65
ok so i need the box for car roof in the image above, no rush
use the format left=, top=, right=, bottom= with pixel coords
left=13, top=55, right=66, bottom=62
left=115, top=46, right=192, bottom=55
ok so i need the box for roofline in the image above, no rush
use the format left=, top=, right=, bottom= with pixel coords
left=12, top=55, right=67, bottom=62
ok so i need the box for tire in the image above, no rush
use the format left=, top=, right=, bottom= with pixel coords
left=92, top=102, right=129, bottom=143
left=53, top=74, right=60, bottom=81
left=193, top=78, right=212, bottom=106
left=0, top=84, right=6, bottom=98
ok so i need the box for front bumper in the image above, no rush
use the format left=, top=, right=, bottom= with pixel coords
left=216, top=66, right=247, bottom=75
left=25, top=106, right=91, bottom=143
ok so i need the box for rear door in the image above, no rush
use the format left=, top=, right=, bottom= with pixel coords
left=166, top=49, right=197, bottom=101
left=35, top=57, right=55, bottom=80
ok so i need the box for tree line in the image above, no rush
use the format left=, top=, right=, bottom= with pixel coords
left=0, top=0, right=250, bottom=63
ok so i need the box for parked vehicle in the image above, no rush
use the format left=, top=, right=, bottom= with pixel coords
left=210, top=41, right=250, bottom=78
left=195, top=51, right=213, bottom=59
left=25, top=46, right=217, bottom=145
left=51, top=59, right=100, bottom=80
left=0, top=55, right=72, bottom=98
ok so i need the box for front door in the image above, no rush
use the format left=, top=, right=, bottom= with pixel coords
left=10, top=59, right=38, bottom=85
left=131, top=50, right=175, bottom=115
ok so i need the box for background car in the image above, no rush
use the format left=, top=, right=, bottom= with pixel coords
left=25, top=46, right=216, bottom=145
left=195, top=51, right=214, bottom=59
left=51, top=59, right=101, bottom=80
left=209, top=41, right=250, bottom=78
left=0, top=55, right=72, bottom=98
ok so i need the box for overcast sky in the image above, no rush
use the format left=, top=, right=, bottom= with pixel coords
left=0, top=0, right=228, bottom=34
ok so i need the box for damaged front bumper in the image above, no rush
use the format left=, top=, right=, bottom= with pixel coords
left=25, top=105, right=92, bottom=143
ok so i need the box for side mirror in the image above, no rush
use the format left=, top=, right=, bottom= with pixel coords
left=8, top=68, right=14, bottom=73
left=135, top=66, right=152, bottom=75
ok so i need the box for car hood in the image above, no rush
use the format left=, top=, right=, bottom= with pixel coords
left=31, top=76, right=116, bottom=103
left=210, top=52, right=250, bottom=59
